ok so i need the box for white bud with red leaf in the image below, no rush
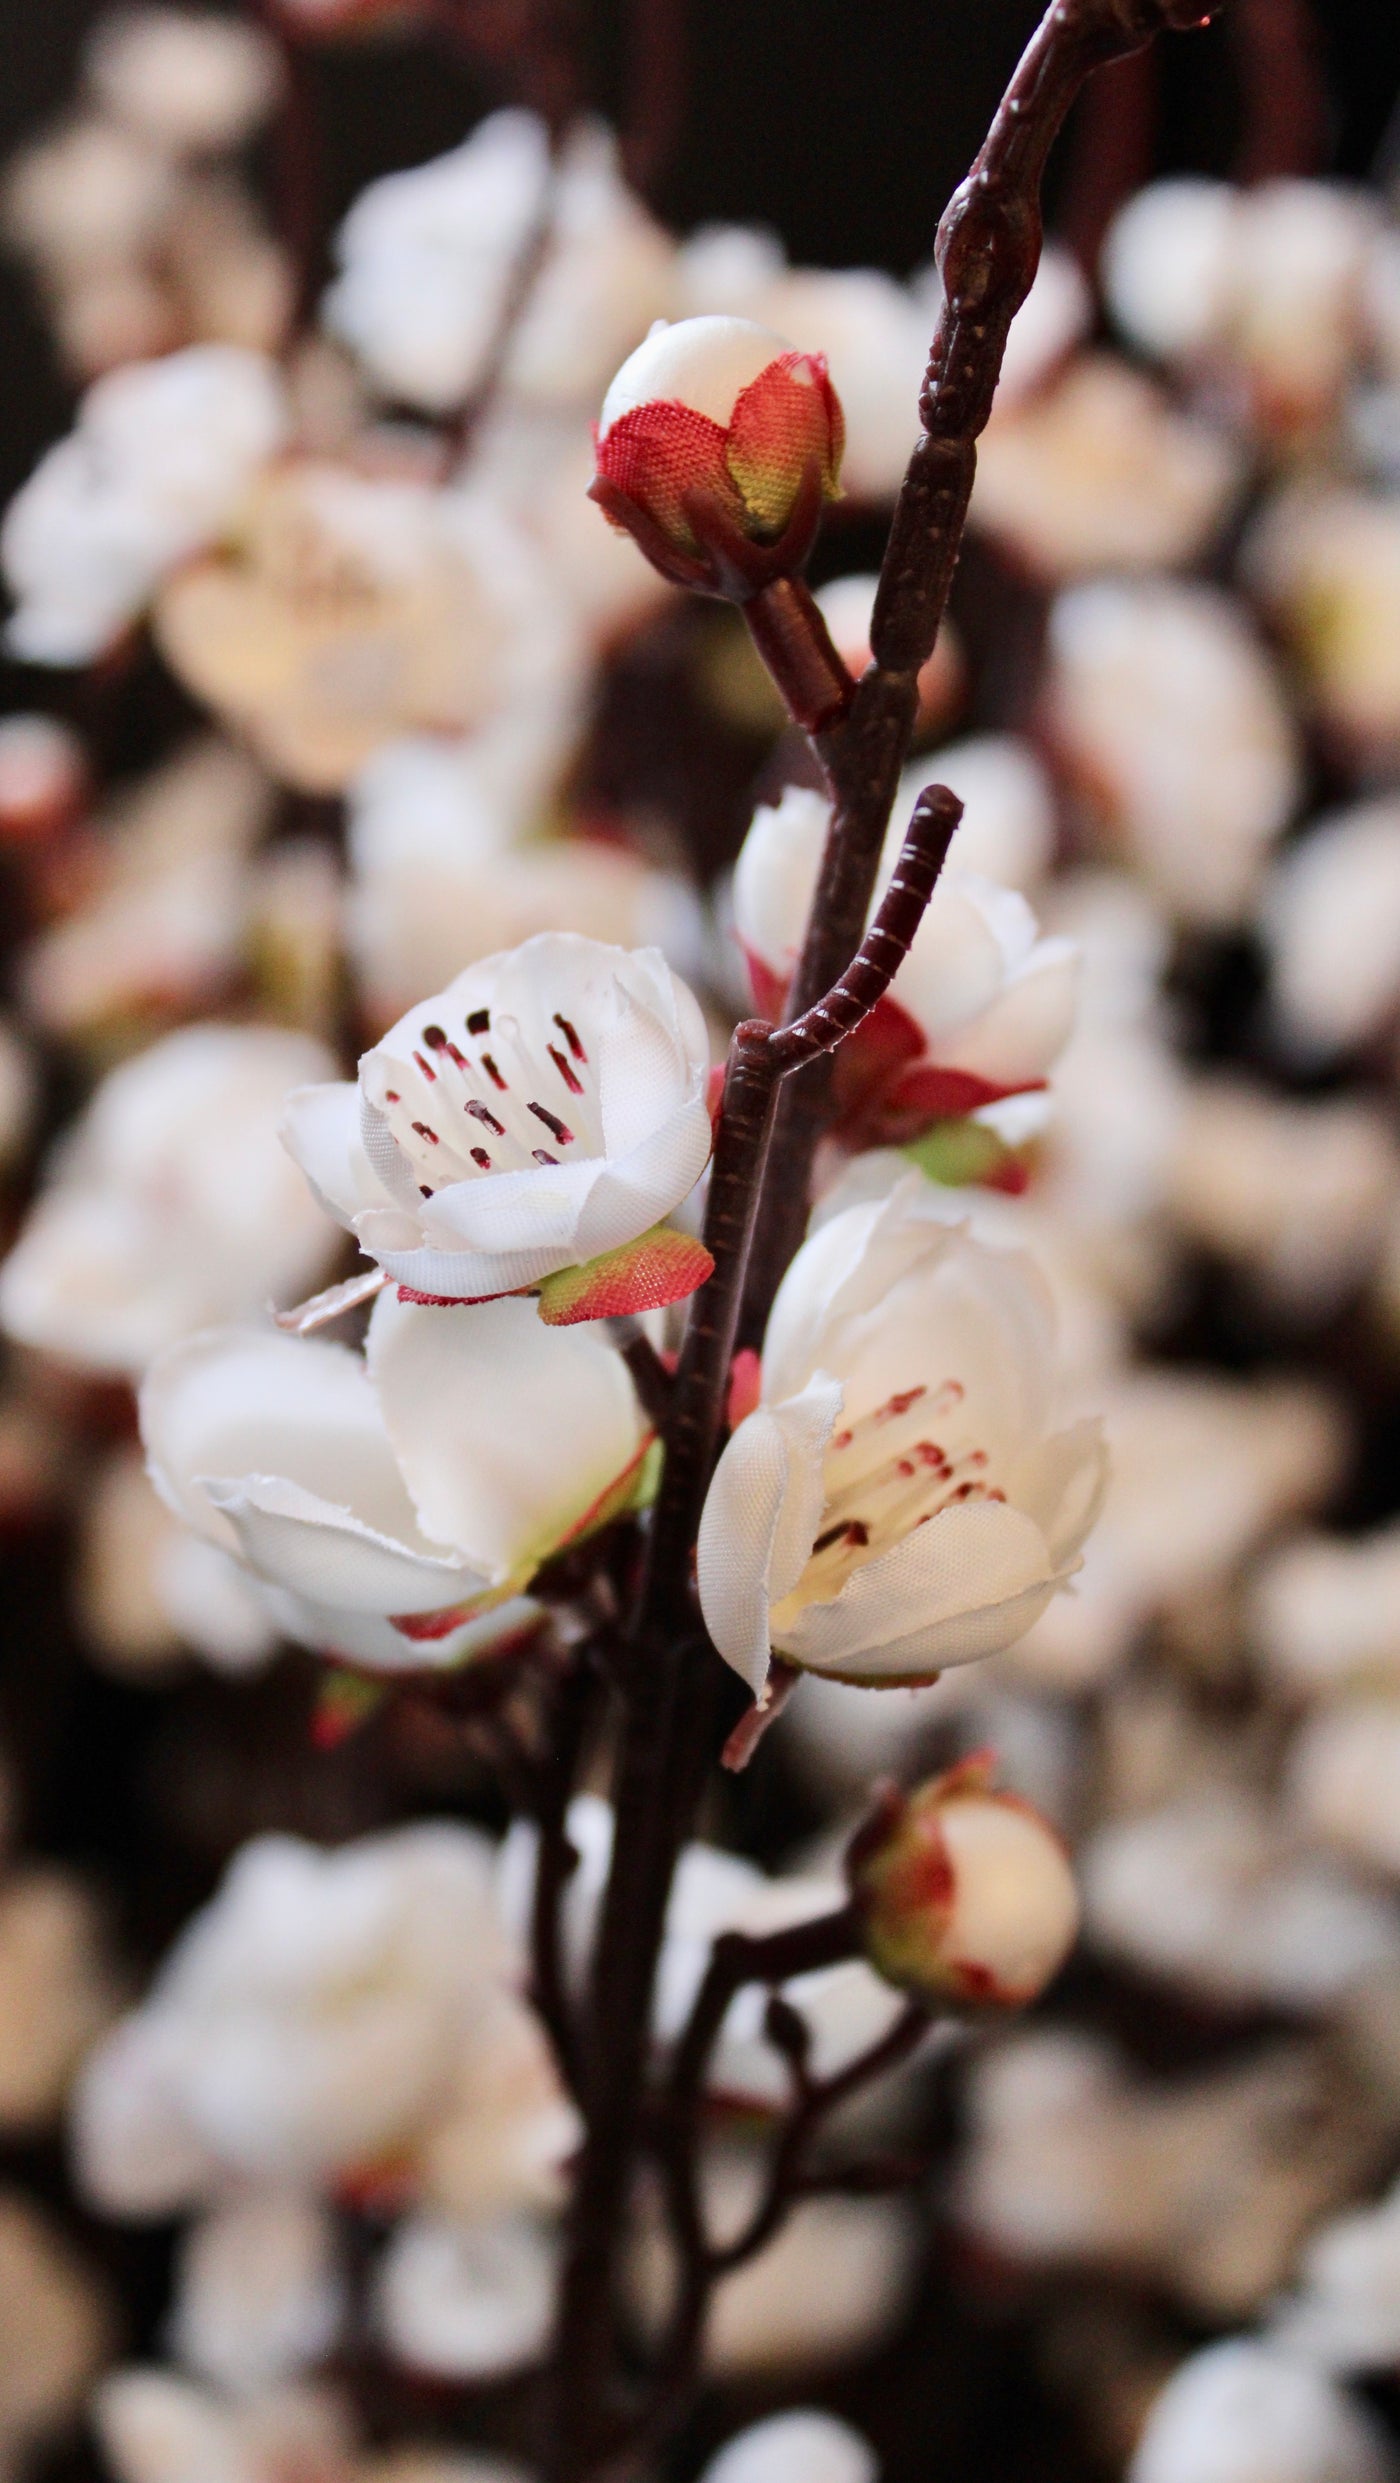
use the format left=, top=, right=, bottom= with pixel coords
left=848, top=1755, right=1079, bottom=2008
left=591, top=315, right=844, bottom=594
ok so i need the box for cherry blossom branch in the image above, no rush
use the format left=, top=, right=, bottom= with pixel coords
left=634, top=1915, right=935, bottom=2454
left=737, top=0, right=1226, bottom=1348
left=543, top=788, right=959, bottom=2481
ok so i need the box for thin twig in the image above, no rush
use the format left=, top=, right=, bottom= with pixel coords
left=737, top=0, right=1228, bottom=1347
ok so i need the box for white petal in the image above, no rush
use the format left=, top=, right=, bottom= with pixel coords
left=204, top=1474, right=479, bottom=1616
left=697, top=1378, right=841, bottom=1696
left=935, top=938, right=1080, bottom=1083
left=1005, top=1419, right=1110, bottom=1570
left=280, top=1079, right=393, bottom=1229
left=140, top=1327, right=475, bottom=1612
left=367, top=1291, right=644, bottom=1579
left=699, top=2412, right=877, bottom=2483
left=375, top=2214, right=556, bottom=2380
left=778, top=1497, right=1063, bottom=1678
left=599, top=314, right=794, bottom=433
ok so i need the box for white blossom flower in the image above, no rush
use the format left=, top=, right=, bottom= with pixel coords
left=1045, top=577, right=1299, bottom=928
left=699, top=2411, right=877, bottom=2483
left=733, top=786, right=1077, bottom=1119
left=139, top=1292, right=647, bottom=1671
left=1250, top=1523, right=1400, bottom=1698
left=3, top=344, right=287, bottom=663
left=169, top=2192, right=346, bottom=2396
left=1245, top=486, right=1400, bottom=771
left=1019, top=1368, right=1347, bottom=1691
left=155, top=462, right=580, bottom=794
left=1166, top=1076, right=1400, bottom=1315
left=499, top=1795, right=908, bottom=2110
left=73, top=1824, right=575, bottom=2209
left=345, top=735, right=690, bottom=1030
left=957, top=2032, right=1373, bottom=2321
left=1081, top=1791, right=1400, bottom=2013
left=1272, top=2172, right=1400, bottom=2372
left=283, top=933, right=711, bottom=1312
left=1129, top=2341, right=1396, bottom=2483
left=85, top=10, right=283, bottom=157
left=971, top=353, right=1240, bottom=579
left=1103, top=177, right=1380, bottom=436
left=1262, top=801, right=1400, bottom=1060
left=373, top=2213, right=556, bottom=2380
left=1288, top=1700, right=1400, bottom=1881
left=328, top=115, right=672, bottom=417
left=697, top=1187, right=1107, bottom=1696
left=0, top=713, right=87, bottom=844
left=0, top=1024, right=340, bottom=1378
left=95, top=2370, right=355, bottom=2483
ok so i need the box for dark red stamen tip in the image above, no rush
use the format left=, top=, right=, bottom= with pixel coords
left=467, top=1008, right=491, bottom=1035
left=553, top=1012, right=586, bottom=1061
left=411, top=1121, right=439, bottom=1143
left=466, top=1100, right=505, bottom=1135
left=533, top=1148, right=559, bottom=1166
left=482, top=1054, right=507, bottom=1090
left=470, top=1147, right=492, bottom=1169
left=530, top=1101, right=574, bottom=1145
left=422, top=1024, right=448, bottom=1049
left=548, top=1043, right=585, bottom=1097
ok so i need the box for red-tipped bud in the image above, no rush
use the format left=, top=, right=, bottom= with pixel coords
left=848, top=1756, right=1078, bottom=2009
left=591, top=315, right=844, bottom=598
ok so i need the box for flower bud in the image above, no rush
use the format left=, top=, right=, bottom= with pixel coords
left=591, top=315, right=844, bottom=596
left=848, top=1756, right=1078, bottom=2007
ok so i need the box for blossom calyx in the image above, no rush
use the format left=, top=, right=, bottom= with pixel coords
left=591, top=316, right=844, bottom=597
left=847, top=1756, right=1079, bottom=2008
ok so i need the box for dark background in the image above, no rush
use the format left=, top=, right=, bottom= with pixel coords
left=0, top=0, right=1397, bottom=520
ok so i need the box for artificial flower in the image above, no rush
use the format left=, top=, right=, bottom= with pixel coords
left=733, top=783, right=1077, bottom=1125
left=95, top=2370, right=355, bottom=2483
left=0, top=2193, right=112, bottom=2480
left=1249, top=1521, right=1400, bottom=1698
left=139, top=1293, right=647, bottom=1671
left=328, top=115, right=672, bottom=418
left=849, top=1754, right=1079, bottom=2006
left=155, top=460, right=580, bottom=793
left=1103, top=177, right=1380, bottom=438
left=168, top=2192, right=345, bottom=2396
left=1262, top=799, right=1400, bottom=1061
left=1245, top=484, right=1400, bottom=773
left=698, top=2412, right=877, bottom=2483
left=1165, top=1075, right=1399, bottom=1316
left=1044, top=576, right=1300, bottom=928
left=1081, top=1790, right=1400, bottom=2014
left=0, top=1023, right=340, bottom=1378
left=2, top=344, right=287, bottom=662
left=282, top=932, right=712, bottom=1316
left=971, top=353, right=1240, bottom=579
left=1128, top=2340, right=1396, bottom=2483
left=697, top=1186, right=1107, bottom=1695
left=1272, top=2171, right=1400, bottom=2372
left=85, top=9, right=283, bottom=158
left=373, top=2212, right=556, bottom=2380
left=592, top=313, right=843, bottom=591
left=73, top=1823, right=577, bottom=2207
left=344, top=734, right=692, bottom=1031
left=957, top=2032, right=1373, bottom=2323
left=0, top=713, right=87, bottom=845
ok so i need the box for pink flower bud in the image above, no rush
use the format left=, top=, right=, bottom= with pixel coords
left=848, top=1756, right=1078, bottom=2008
left=591, top=315, right=844, bottom=596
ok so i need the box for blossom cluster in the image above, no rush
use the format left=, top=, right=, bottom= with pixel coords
left=0, top=11, right=1396, bottom=2483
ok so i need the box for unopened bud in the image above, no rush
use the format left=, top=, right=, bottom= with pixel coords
left=591, top=315, right=844, bottom=597
left=848, top=1755, right=1079, bottom=2008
